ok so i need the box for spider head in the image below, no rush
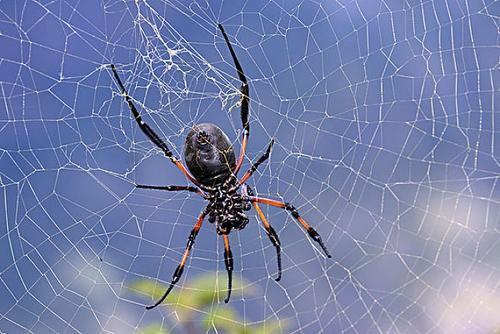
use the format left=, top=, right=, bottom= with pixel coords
left=216, top=215, right=249, bottom=235
left=184, top=123, right=236, bottom=187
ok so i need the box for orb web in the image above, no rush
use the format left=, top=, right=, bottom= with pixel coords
left=0, top=0, right=499, bottom=333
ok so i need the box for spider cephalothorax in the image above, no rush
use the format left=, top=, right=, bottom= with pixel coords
left=110, top=24, right=331, bottom=310
left=206, top=186, right=251, bottom=235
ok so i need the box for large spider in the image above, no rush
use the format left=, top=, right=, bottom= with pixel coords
left=110, top=24, right=331, bottom=310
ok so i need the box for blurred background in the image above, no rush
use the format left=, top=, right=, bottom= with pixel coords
left=0, top=0, right=498, bottom=333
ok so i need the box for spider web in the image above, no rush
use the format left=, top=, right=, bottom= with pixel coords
left=1, top=0, right=499, bottom=333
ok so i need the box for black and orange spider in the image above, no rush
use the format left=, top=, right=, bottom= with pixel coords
left=110, top=24, right=331, bottom=310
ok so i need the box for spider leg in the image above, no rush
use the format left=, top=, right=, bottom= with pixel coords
left=238, top=139, right=274, bottom=186
left=222, top=234, right=233, bottom=303
left=109, top=64, right=200, bottom=187
left=136, top=184, right=205, bottom=197
left=218, top=24, right=249, bottom=175
left=245, top=186, right=282, bottom=281
left=146, top=211, right=206, bottom=310
left=248, top=197, right=332, bottom=258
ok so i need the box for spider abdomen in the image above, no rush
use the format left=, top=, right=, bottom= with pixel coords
left=184, top=123, right=236, bottom=187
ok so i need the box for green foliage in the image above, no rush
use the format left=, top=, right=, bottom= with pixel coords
left=202, top=306, right=282, bottom=334
left=140, top=324, right=169, bottom=334
left=129, top=272, right=284, bottom=334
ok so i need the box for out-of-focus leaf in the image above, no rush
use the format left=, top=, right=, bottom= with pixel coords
left=140, top=323, right=169, bottom=334
left=182, top=272, right=255, bottom=308
left=201, top=306, right=244, bottom=334
left=130, top=272, right=273, bottom=334
left=129, top=280, right=182, bottom=306
left=128, top=280, right=190, bottom=319
left=129, top=272, right=256, bottom=322
left=201, top=306, right=286, bottom=334
left=251, top=320, right=285, bottom=334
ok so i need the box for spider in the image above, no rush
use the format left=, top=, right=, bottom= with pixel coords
left=110, top=24, right=331, bottom=310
